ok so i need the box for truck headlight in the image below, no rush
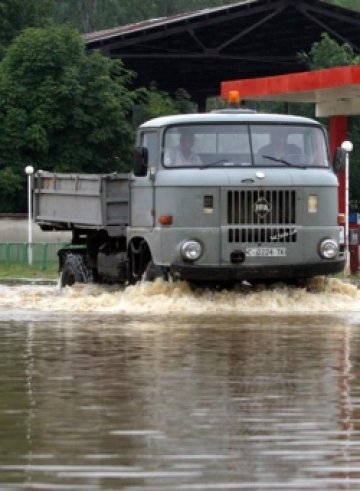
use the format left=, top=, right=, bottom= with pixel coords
left=180, top=240, right=202, bottom=262
left=319, top=239, right=338, bottom=259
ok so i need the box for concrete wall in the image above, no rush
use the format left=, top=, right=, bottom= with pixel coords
left=0, top=215, right=71, bottom=243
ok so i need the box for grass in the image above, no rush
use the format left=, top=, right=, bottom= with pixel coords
left=0, top=263, right=59, bottom=280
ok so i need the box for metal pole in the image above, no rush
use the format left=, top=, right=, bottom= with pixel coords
left=341, top=142, right=353, bottom=274
left=345, top=153, right=350, bottom=274
left=25, top=166, right=34, bottom=265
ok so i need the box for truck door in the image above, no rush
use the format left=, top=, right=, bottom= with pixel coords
left=130, top=131, right=157, bottom=227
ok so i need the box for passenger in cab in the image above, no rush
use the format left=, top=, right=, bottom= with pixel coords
left=256, top=127, right=302, bottom=165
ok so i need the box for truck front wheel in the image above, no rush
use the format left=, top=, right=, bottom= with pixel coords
left=143, top=261, right=166, bottom=282
left=60, top=253, right=90, bottom=287
left=128, top=240, right=166, bottom=284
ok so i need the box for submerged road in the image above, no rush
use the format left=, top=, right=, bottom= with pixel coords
left=0, top=279, right=359, bottom=490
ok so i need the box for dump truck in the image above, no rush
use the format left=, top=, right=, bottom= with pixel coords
left=33, top=109, right=348, bottom=287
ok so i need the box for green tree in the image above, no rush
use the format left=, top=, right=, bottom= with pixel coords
left=0, top=25, right=136, bottom=212
left=326, top=0, right=360, bottom=10
left=0, top=0, right=52, bottom=58
left=132, top=85, right=196, bottom=127
left=299, top=32, right=360, bottom=69
left=51, top=0, right=230, bottom=32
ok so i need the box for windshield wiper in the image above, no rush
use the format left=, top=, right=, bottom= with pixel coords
left=200, top=159, right=235, bottom=169
left=262, top=154, right=306, bottom=169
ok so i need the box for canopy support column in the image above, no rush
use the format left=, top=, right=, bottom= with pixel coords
left=329, top=115, right=348, bottom=215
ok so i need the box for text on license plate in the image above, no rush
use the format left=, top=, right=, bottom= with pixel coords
left=246, top=247, right=287, bottom=257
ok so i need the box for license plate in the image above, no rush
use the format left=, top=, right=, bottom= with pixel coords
left=246, top=247, right=287, bottom=257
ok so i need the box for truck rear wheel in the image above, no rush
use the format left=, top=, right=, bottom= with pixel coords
left=60, top=253, right=90, bottom=287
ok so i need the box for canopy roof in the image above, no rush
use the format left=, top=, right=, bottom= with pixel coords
left=84, top=0, right=360, bottom=104
left=221, top=66, right=360, bottom=117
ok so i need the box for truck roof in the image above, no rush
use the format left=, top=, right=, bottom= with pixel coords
left=139, top=112, right=321, bottom=129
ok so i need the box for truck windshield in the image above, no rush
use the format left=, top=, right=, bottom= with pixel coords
left=163, top=124, right=329, bottom=168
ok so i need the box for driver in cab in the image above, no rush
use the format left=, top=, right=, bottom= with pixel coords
left=164, top=130, right=202, bottom=166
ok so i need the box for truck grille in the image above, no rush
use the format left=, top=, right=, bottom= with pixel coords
left=227, top=190, right=296, bottom=225
left=228, top=227, right=298, bottom=244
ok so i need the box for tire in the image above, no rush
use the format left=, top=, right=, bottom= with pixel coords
left=143, top=261, right=165, bottom=282
left=60, top=253, right=90, bottom=287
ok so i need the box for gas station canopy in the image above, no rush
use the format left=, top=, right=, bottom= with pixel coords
left=221, top=66, right=360, bottom=117
left=221, top=65, right=360, bottom=232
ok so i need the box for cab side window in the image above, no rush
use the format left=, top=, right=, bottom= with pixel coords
left=141, top=131, right=158, bottom=167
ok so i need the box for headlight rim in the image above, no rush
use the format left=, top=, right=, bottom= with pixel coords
left=319, top=238, right=338, bottom=260
left=180, top=239, right=203, bottom=262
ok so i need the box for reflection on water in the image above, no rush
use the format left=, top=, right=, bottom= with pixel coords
left=0, top=280, right=360, bottom=489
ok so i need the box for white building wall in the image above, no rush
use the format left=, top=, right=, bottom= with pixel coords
left=0, top=215, right=71, bottom=243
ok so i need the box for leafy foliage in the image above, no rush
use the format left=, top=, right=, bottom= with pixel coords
left=51, top=0, right=231, bottom=32
left=0, top=0, right=52, bottom=58
left=326, top=0, right=360, bottom=10
left=299, top=33, right=360, bottom=70
left=0, top=25, right=136, bottom=211
left=133, top=86, right=196, bottom=127
left=0, top=24, right=196, bottom=212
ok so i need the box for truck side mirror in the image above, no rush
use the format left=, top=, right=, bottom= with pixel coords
left=333, top=147, right=347, bottom=174
left=133, top=147, right=148, bottom=177
left=333, top=140, right=353, bottom=174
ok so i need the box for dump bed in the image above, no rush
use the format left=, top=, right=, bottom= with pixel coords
left=34, top=171, right=130, bottom=231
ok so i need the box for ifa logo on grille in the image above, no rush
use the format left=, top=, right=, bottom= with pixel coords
left=254, top=197, right=272, bottom=218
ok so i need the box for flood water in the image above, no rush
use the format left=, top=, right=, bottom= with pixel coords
left=1, top=279, right=360, bottom=490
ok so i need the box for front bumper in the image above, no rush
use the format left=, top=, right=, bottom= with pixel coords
left=170, top=258, right=346, bottom=282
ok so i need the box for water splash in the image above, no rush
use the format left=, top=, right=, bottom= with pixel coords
left=0, top=277, right=359, bottom=316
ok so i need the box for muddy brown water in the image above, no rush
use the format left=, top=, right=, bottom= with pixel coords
left=0, top=279, right=360, bottom=490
